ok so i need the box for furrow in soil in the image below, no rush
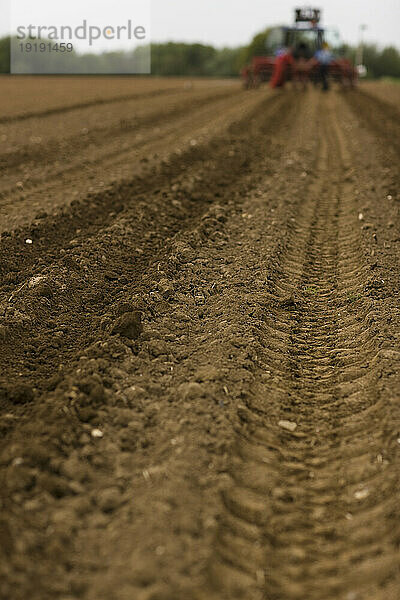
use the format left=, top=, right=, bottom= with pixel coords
left=203, top=93, right=400, bottom=600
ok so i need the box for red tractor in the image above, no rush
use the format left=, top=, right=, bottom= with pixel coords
left=242, top=7, right=357, bottom=89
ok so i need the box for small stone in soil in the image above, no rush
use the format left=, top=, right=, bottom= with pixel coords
left=354, top=488, right=369, bottom=500
left=278, top=420, right=297, bottom=432
left=111, top=311, right=142, bottom=340
left=91, top=428, right=104, bottom=438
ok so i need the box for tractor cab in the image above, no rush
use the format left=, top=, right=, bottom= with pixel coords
left=284, top=28, right=323, bottom=59
left=285, top=8, right=323, bottom=59
left=264, top=9, right=342, bottom=59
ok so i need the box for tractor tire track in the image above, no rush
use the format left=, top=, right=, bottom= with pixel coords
left=203, top=93, right=400, bottom=600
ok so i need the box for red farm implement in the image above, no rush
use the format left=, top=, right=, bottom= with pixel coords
left=242, top=7, right=357, bottom=89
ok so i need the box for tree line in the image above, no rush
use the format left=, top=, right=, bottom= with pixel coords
left=0, top=34, right=399, bottom=78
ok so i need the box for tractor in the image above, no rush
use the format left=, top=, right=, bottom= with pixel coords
left=241, top=7, right=357, bottom=89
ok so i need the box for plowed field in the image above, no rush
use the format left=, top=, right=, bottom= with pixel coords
left=1, top=77, right=399, bottom=600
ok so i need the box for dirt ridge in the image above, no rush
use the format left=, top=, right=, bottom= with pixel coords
left=0, top=86, right=183, bottom=125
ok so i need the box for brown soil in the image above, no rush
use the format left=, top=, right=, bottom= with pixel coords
left=361, top=80, right=400, bottom=109
left=0, top=79, right=399, bottom=600
left=0, top=76, right=231, bottom=120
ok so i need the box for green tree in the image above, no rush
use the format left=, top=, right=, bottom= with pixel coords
left=238, top=28, right=271, bottom=67
left=378, top=46, right=400, bottom=78
left=151, top=42, right=217, bottom=76
left=204, top=47, right=244, bottom=77
left=0, top=36, right=10, bottom=73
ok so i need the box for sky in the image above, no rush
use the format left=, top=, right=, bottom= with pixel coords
left=150, top=0, right=400, bottom=49
left=1, top=0, right=399, bottom=50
